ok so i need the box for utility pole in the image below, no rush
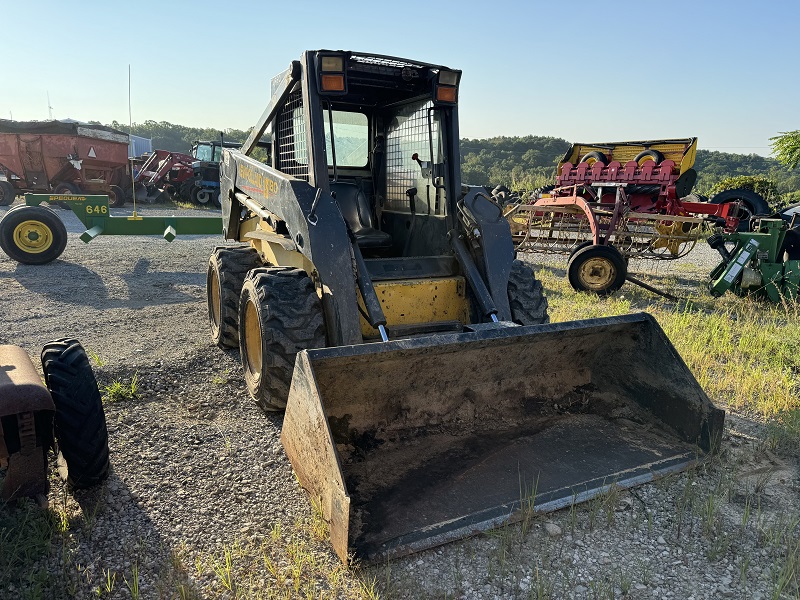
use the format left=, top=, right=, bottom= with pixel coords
left=47, top=92, right=54, bottom=119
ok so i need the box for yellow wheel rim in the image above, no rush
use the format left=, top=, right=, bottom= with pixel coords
left=209, top=268, right=221, bottom=331
left=578, top=257, right=616, bottom=291
left=585, top=157, right=597, bottom=166
left=243, top=297, right=262, bottom=379
left=13, top=220, right=53, bottom=254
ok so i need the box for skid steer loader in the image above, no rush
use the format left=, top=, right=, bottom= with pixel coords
left=206, top=50, right=725, bottom=563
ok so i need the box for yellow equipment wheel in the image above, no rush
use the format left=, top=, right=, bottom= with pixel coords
left=567, top=244, right=627, bottom=295
left=0, top=205, right=68, bottom=264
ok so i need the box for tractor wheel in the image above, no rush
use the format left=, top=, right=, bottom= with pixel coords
left=107, top=185, right=126, bottom=207
left=179, top=180, right=196, bottom=201
left=207, top=245, right=263, bottom=348
left=634, top=149, right=664, bottom=166
left=212, top=189, right=221, bottom=208
left=194, top=188, right=213, bottom=205
left=507, top=260, right=549, bottom=325
left=238, top=267, right=327, bottom=412
left=580, top=151, right=608, bottom=166
left=0, top=205, right=68, bottom=264
left=0, top=181, right=16, bottom=206
left=710, top=188, right=771, bottom=232
left=41, top=339, right=110, bottom=489
left=568, top=244, right=627, bottom=295
left=52, top=182, right=82, bottom=210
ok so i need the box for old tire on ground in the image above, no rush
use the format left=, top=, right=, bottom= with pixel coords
left=207, top=245, right=263, bottom=348
left=568, top=244, right=627, bottom=295
left=710, top=188, right=771, bottom=232
left=0, top=205, right=68, bottom=264
left=41, top=339, right=110, bottom=489
left=0, top=181, right=16, bottom=206
left=634, top=149, right=664, bottom=166
left=580, top=151, right=608, bottom=166
left=107, top=185, right=126, bottom=207
left=507, top=259, right=549, bottom=325
left=238, top=267, right=327, bottom=412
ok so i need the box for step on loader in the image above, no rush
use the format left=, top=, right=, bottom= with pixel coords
left=206, top=50, right=725, bottom=563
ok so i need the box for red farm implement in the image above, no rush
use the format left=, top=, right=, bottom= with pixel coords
left=505, top=139, right=740, bottom=294
left=132, top=149, right=196, bottom=203
left=0, top=120, right=130, bottom=207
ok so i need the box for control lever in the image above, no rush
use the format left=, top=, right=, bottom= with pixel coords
left=403, top=187, right=418, bottom=257
left=411, top=153, right=432, bottom=178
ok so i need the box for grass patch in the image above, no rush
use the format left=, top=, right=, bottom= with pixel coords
left=538, top=267, right=800, bottom=417
left=102, top=373, right=140, bottom=403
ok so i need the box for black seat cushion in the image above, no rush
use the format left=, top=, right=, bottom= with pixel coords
left=330, top=182, right=392, bottom=249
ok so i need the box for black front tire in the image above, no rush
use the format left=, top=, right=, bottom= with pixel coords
left=238, top=268, right=327, bottom=412
left=634, top=149, right=664, bottom=166
left=567, top=244, right=627, bottom=295
left=0, top=180, right=15, bottom=206
left=207, top=245, right=263, bottom=348
left=41, top=339, right=110, bottom=489
left=507, top=260, right=549, bottom=325
left=0, top=205, right=68, bottom=264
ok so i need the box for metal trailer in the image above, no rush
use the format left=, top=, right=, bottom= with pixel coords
left=0, top=120, right=131, bottom=207
left=0, top=194, right=220, bottom=264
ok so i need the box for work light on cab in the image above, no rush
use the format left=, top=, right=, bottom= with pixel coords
left=319, top=54, right=347, bottom=94
left=435, top=69, right=460, bottom=104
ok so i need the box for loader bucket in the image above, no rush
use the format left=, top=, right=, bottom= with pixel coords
left=281, top=313, right=724, bottom=563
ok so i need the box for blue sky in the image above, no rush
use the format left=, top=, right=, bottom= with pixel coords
left=3, top=0, right=797, bottom=156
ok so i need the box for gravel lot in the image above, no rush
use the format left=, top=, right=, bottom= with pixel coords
left=1, top=202, right=798, bottom=599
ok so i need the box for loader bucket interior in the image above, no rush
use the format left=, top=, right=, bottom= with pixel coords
left=281, top=313, right=724, bottom=563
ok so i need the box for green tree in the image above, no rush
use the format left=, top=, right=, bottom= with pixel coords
left=771, top=130, right=800, bottom=170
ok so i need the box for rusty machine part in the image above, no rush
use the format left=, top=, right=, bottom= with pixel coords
left=0, top=345, right=55, bottom=502
left=0, top=340, right=110, bottom=502
left=209, top=50, right=725, bottom=563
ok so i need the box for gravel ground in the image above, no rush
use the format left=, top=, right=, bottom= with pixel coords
left=1, top=201, right=798, bottom=599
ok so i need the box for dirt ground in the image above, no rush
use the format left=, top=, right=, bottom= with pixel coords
left=1, top=202, right=798, bottom=599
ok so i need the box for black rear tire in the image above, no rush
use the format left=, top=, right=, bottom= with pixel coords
left=52, top=182, right=81, bottom=211
left=238, top=268, right=327, bottom=412
left=567, top=244, right=627, bottom=295
left=41, top=339, right=110, bottom=490
left=107, top=185, right=126, bottom=207
left=0, top=180, right=15, bottom=206
left=0, top=205, right=68, bottom=264
left=207, top=245, right=263, bottom=348
left=507, top=260, right=549, bottom=325
left=710, top=188, right=771, bottom=232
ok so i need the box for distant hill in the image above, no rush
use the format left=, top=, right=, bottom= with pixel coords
left=116, top=121, right=799, bottom=200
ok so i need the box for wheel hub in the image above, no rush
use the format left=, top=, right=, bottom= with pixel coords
left=243, top=299, right=262, bottom=379
left=13, top=220, right=53, bottom=253
left=578, top=257, right=616, bottom=291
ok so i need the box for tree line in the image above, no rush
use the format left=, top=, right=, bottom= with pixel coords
left=115, top=121, right=799, bottom=204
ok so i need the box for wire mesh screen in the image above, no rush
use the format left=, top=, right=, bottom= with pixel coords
left=385, top=101, right=444, bottom=214
left=276, top=91, right=309, bottom=181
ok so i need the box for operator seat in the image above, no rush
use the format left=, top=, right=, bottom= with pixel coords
left=330, top=181, right=392, bottom=249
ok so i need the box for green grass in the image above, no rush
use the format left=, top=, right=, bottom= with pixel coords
left=102, top=372, right=140, bottom=403
left=538, top=268, right=800, bottom=417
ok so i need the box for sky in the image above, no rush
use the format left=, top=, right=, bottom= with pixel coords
left=2, top=0, right=798, bottom=157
